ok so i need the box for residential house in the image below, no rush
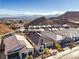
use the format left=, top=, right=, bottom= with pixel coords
left=26, top=32, right=53, bottom=54
left=4, top=34, right=33, bottom=59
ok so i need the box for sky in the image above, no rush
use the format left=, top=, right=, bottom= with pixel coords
left=0, top=0, right=79, bottom=15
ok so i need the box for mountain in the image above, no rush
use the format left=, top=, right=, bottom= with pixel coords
left=0, top=14, right=61, bottom=20
left=58, top=11, right=79, bottom=18
left=28, top=17, right=53, bottom=25
left=1, top=11, right=79, bottom=27
left=49, top=11, right=79, bottom=24
left=27, top=11, right=79, bottom=27
left=58, top=11, right=79, bottom=23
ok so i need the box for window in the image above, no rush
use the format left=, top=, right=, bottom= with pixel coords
left=22, top=53, right=27, bottom=59
left=8, top=52, right=20, bottom=59
left=28, top=51, right=33, bottom=56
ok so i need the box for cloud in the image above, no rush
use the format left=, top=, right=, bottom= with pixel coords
left=0, top=9, right=65, bottom=15
left=33, top=11, right=64, bottom=15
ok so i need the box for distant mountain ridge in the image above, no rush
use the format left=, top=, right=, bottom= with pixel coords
left=1, top=11, right=79, bottom=27
left=28, top=11, right=79, bottom=27
left=0, top=14, right=61, bottom=20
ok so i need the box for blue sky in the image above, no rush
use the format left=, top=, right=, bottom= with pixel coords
left=0, top=0, right=79, bottom=15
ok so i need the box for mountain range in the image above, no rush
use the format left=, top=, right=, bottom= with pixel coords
left=28, top=11, right=79, bottom=27
left=0, top=14, right=61, bottom=20
left=0, top=11, right=79, bottom=27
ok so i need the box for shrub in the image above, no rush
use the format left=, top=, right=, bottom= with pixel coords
left=55, top=43, right=61, bottom=49
left=44, top=48, right=49, bottom=55
left=27, top=55, right=33, bottom=59
left=55, top=44, right=64, bottom=52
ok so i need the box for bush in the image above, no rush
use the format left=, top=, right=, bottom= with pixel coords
left=44, top=48, right=49, bottom=55
left=55, top=44, right=64, bottom=52
left=27, top=55, right=33, bottom=59
left=57, top=48, right=64, bottom=52
left=55, top=43, right=61, bottom=49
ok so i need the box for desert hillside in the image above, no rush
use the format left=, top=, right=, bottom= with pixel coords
left=0, top=23, right=12, bottom=35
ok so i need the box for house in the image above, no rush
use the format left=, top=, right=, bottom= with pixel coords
left=28, top=28, right=44, bottom=31
left=4, top=34, right=33, bottom=59
left=40, top=30, right=64, bottom=41
left=26, top=32, right=53, bottom=54
left=51, top=28, right=79, bottom=48
left=53, top=28, right=79, bottom=38
left=39, top=30, right=67, bottom=48
left=11, top=23, right=24, bottom=30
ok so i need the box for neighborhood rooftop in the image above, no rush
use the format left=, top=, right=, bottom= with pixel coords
left=26, top=32, right=53, bottom=46
left=4, top=34, right=33, bottom=55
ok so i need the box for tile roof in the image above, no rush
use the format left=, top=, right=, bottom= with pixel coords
left=26, top=32, right=53, bottom=45
left=4, top=34, right=33, bottom=55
